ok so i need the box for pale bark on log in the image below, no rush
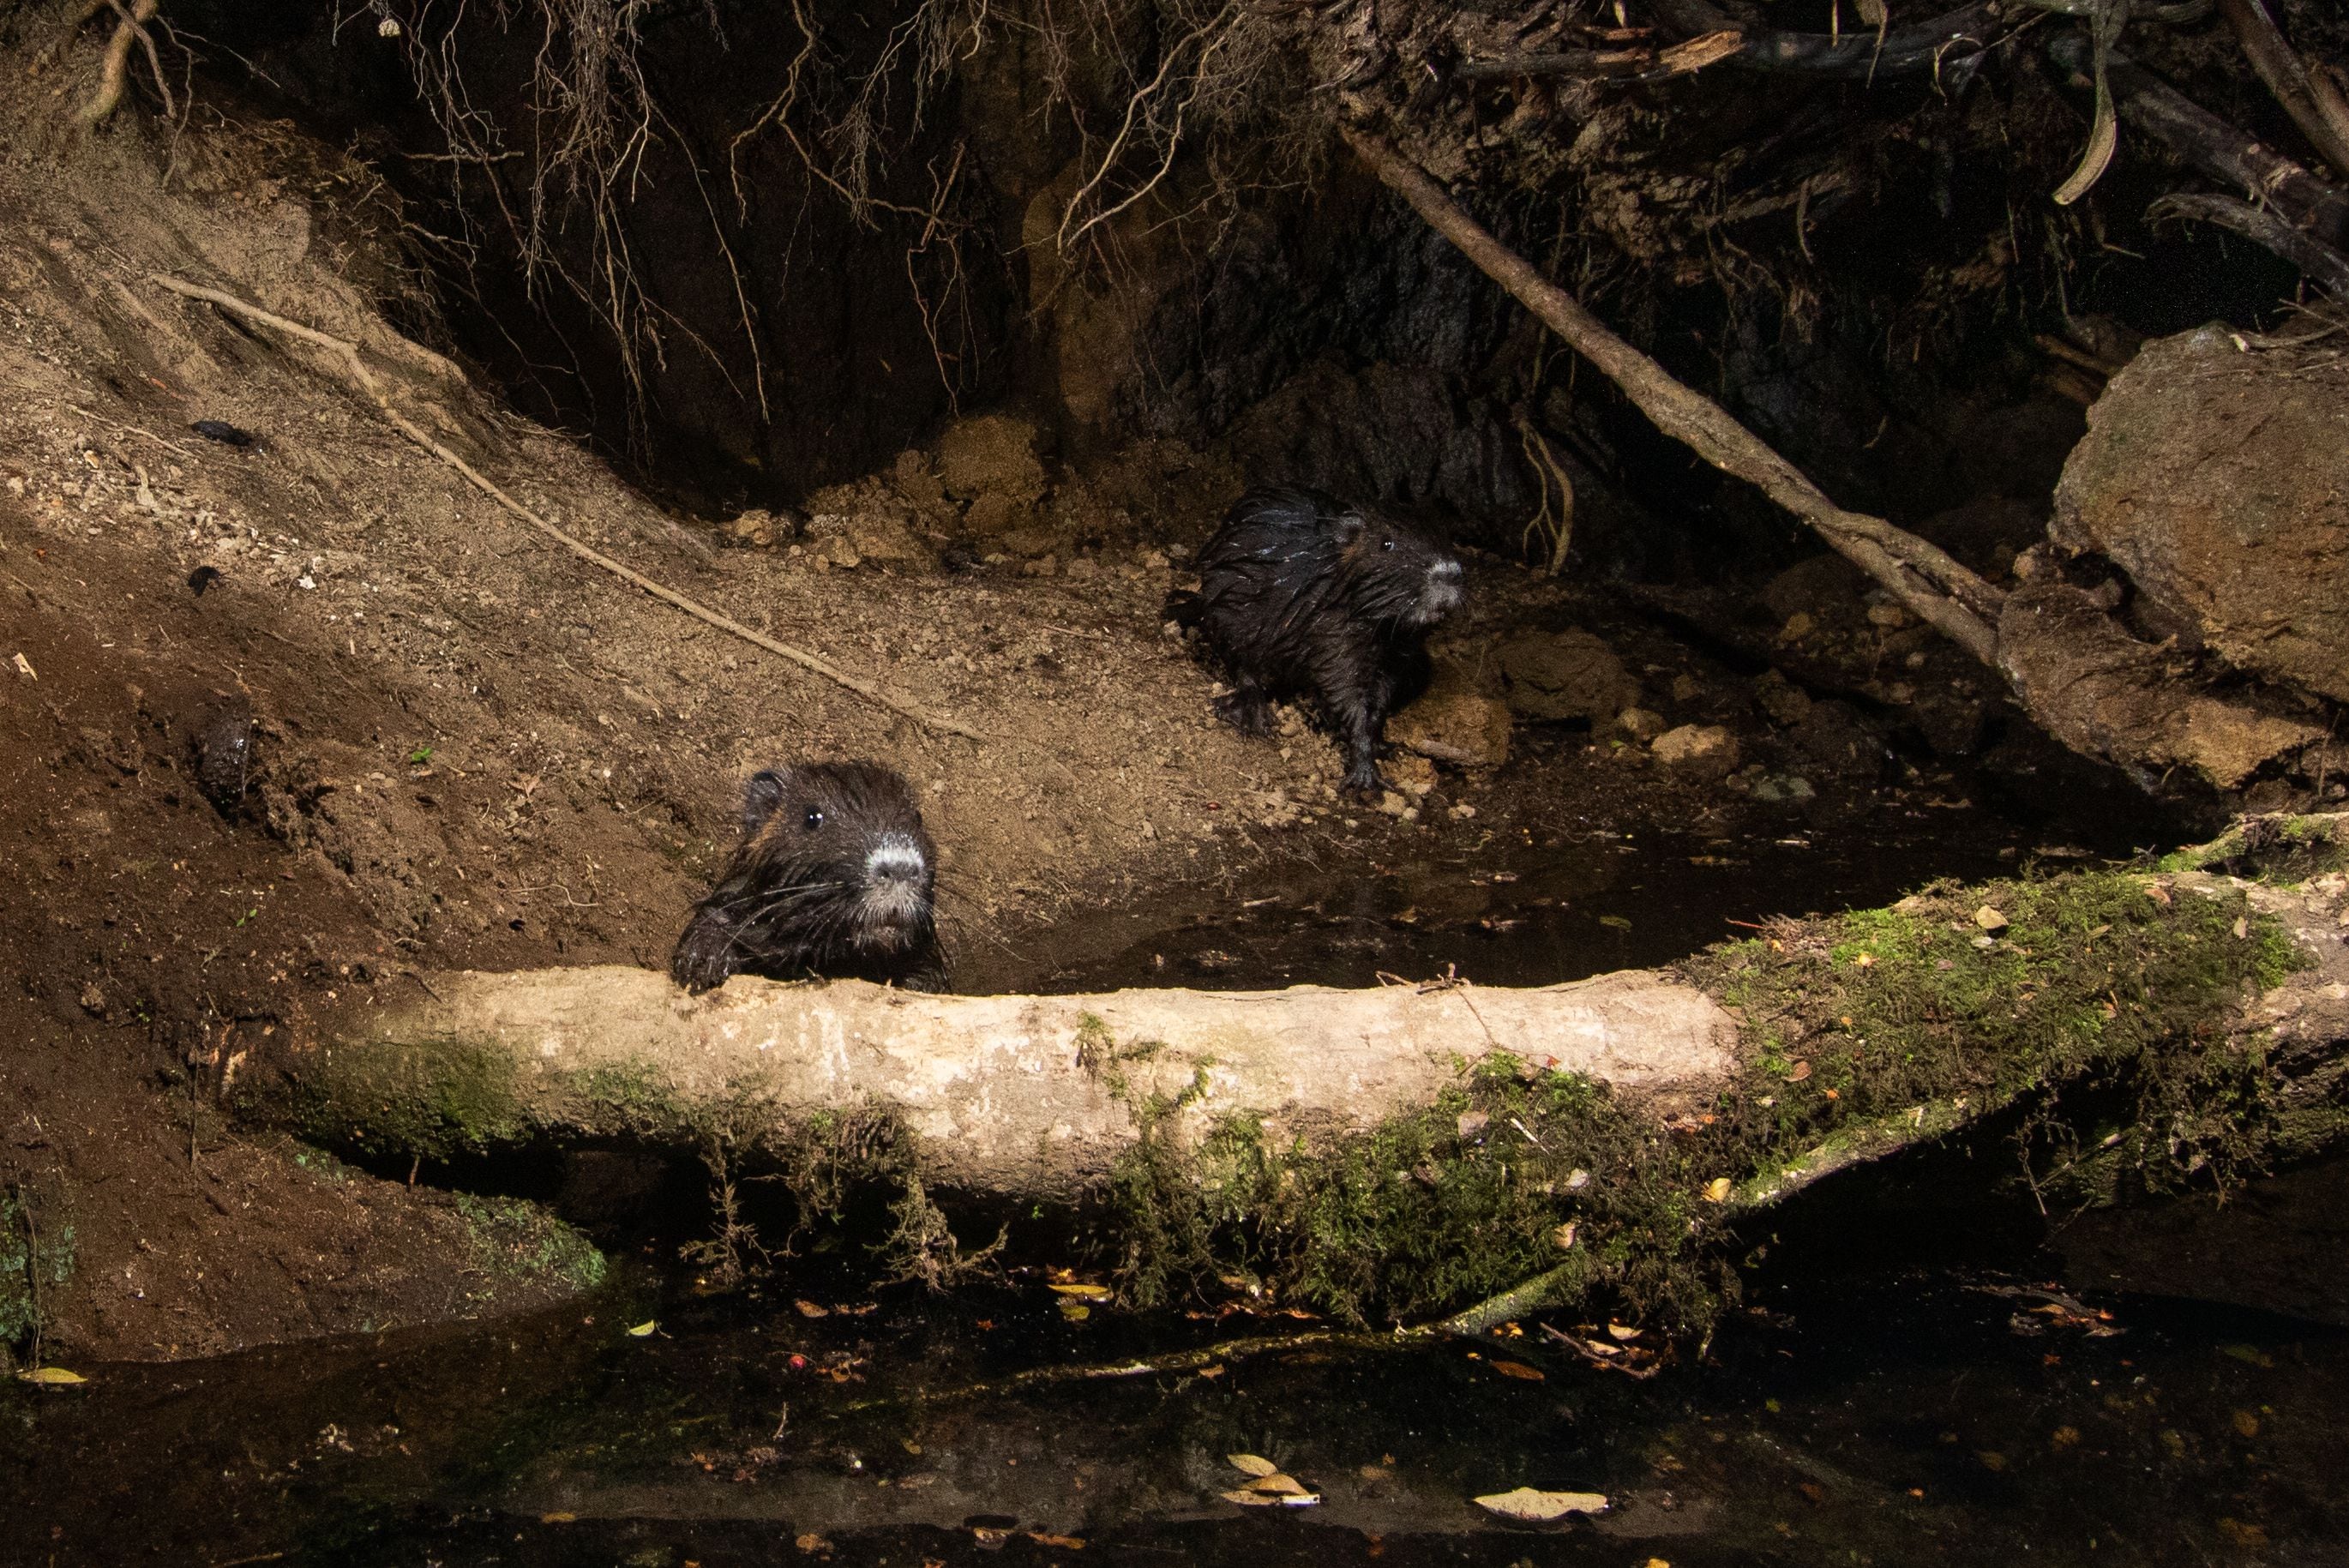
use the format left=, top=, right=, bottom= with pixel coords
left=277, top=840, right=2349, bottom=1215
left=315, top=968, right=1741, bottom=1199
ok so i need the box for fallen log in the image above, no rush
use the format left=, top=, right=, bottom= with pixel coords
left=255, top=821, right=2349, bottom=1328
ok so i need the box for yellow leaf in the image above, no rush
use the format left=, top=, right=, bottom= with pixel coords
left=539, top=1511, right=578, bottom=1523
left=1058, top=1300, right=1091, bottom=1322
left=1246, top=1473, right=1311, bottom=1495
left=1048, top=1283, right=1113, bottom=1299
left=1489, top=1360, right=1546, bottom=1382
left=626, top=1319, right=658, bottom=1337
left=1222, top=1487, right=1319, bottom=1507
left=1703, top=1177, right=1733, bottom=1203
left=1473, top=1487, right=1610, bottom=1521
left=17, top=1366, right=87, bottom=1385
left=1227, top=1453, right=1280, bottom=1477
left=795, top=1299, right=830, bottom=1319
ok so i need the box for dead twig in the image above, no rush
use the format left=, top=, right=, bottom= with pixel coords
left=2218, top=0, right=2349, bottom=183
left=2049, top=35, right=2349, bottom=247
left=146, top=273, right=982, bottom=742
left=2153, top=193, right=2349, bottom=297
left=1344, top=130, right=2004, bottom=665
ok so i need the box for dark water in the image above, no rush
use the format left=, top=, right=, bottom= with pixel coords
left=971, top=800, right=2139, bottom=997
left=14, top=784, right=2339, bottom=1567
left=7, top=1176, right=2348, bottom=1566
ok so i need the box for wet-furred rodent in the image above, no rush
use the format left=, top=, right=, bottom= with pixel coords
left=670, top=760, right=946, bottom=994
left=1170, top=486, right=1463, bottom=793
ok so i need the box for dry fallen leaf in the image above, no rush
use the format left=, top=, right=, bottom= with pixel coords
left=1473, top=1487, right=1610, bottom=1522
left=1027, top=1532, right=1087, bottom=1549
left=1227, top=1453, right=1280, bottom=1477
left=1048, top=1282, right=1114, bottom=1299
left=539, top=1511, right=578, bottom=1523
left=795, top=1299, right=830, bottom=1319
left=1222, top=1487, right=1320, bottom=1507
left=16, top=1367, right=87, bottom=1385
left=625, top=1319, right=658, bottom=1337
left=1489, top=1360, right=1546, bottom=1382
left=1703, top=1177, right=1733, bottom=1203
left=1247, top=1473, right=1312, bottom=1496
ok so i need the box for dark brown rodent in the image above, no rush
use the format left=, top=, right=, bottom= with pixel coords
left=670, top=760, right=947, bottom=994
left=1170, top=486, right=1463, bottom=793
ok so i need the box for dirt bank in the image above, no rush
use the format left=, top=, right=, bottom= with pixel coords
left=0, top=40, right=2166, bottom=1363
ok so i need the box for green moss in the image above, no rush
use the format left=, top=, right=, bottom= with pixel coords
left=1109, top=869, right=2310, bottom=1333
left=262, top=1037, right=526, bottom=1162
left=2155, top=814, right=2349, bottom=883
left=0, top=1186, right=75, bottom=1359
left=453, top=1194, right=607, bottom=1293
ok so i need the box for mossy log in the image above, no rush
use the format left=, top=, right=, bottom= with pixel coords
left=257, top=820, right=2349, bottom=1325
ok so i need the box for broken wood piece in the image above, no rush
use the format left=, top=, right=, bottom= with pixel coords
left=1645, top=0, right=2004, bottom=78
left=1995, top=580, right=2324, bottom=790
left=1343, top=129, right=2005, bottom=665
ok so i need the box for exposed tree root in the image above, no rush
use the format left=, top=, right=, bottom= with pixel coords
left=1344, top=128, right=2007, bottom=665
left=2219, top=0, right=2349, bottom=183
left=2050, top=34, right=2349, bottom=250
left=2154, top=193, right=2349, bottom=297
left=1646, top=0, right=2006, bottom=78
left=145, top=273, right=984, bottom=742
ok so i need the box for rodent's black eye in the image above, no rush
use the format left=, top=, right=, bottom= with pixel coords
left=802, top=807, right=825, bottom=832
left=1381, top=538, right=1397, bottom=551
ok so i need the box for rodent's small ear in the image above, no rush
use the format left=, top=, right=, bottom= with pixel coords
left=1332, top=510, right=1367, bottom=545
left=741, top=767, right=792, bottom=837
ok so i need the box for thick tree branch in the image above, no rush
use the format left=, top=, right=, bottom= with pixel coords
left=2219, top=0, right=2349, bottom=183
left=2154, top=192, right=2349, bottom=294
left=2050, top=34, right=2349, bottom=247
left=1342, top=129, right=2005, bottom=665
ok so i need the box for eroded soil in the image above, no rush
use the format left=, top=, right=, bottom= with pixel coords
left=0, top=75, right=2160, bottom=1364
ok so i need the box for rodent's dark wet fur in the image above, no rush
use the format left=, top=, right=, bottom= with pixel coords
left=1171, top=487, right=1463, bottom=793
left=670, top=760, right=947, bottom=994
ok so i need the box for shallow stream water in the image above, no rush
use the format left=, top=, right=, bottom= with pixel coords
left=8, top=791, right=2346, bottom=1566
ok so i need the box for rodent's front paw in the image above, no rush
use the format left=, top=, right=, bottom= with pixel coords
left=670, top=918, right=736, bottom=994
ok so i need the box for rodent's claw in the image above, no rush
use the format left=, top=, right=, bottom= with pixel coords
left=670, top=914, right=735, bottom=994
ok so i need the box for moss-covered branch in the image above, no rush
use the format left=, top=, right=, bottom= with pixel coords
left=252, top=820, right=2349, bottom=1332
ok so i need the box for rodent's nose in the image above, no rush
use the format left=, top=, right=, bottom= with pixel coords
left=1430, top=558, right=1463, bottom=580
left=865, top=833, right=927, bottom=885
